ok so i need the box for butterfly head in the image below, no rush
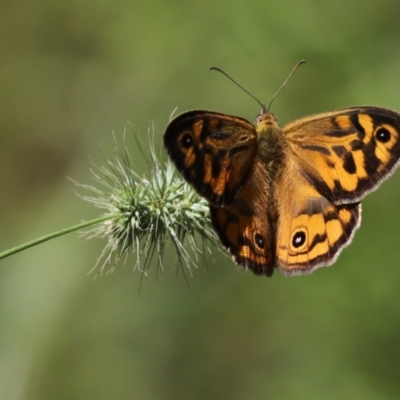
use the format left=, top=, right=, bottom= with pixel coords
left=255, top=111, right=280, bottom=136
left=253, top=60, right=305, bottom=137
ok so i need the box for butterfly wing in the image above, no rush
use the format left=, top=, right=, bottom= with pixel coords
left=209, top=159, right=276, bottom=276
left=274, top=160, right=361, bottom=276
left=164, top=111, right=258, bottom=206
left=210, top=147, right=362, bottom=277
left=284, top=106, right=400, bottom=204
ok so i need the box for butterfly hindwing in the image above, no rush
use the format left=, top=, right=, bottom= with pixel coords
left=209, top=159, right=275, bottom=276
left=274, top=162, right=361, bottom=275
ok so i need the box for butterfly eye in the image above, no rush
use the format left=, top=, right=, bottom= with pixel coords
left=180, top=132, right=194, bottom=148
left=291, top=230, right=306, bottom=249
left=254, top=233, right=265, bottom=249
left=375, top=127, right=391, bottom=143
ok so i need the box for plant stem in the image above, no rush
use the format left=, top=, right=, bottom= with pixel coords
left=0, top=214, right=119, bottom=260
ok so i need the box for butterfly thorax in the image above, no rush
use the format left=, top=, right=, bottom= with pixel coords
left=255, top=112, right=286, bottom=178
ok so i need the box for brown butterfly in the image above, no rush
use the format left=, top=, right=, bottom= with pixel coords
left=163, top=65, right=400, bottom=277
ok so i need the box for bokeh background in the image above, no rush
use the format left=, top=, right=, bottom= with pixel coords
left=1, top=0, right=400, bottom=399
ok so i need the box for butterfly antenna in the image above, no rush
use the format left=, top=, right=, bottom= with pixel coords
left=210, top=66, right=267, bottom=112
left=267, top=60, right=306, bottom=111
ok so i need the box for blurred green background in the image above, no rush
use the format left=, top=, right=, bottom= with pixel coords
left=1, top=0, right=400, bottom=399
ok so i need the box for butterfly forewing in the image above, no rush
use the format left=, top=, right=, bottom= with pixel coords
left=164, top=111, right=258, bottom=206
left=285, top=106, right=400, bottom=205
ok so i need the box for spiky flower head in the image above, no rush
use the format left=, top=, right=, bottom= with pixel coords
left=75, top=125, right=216, bottom=278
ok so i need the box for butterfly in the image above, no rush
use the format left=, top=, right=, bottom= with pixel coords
left=163, top=67, right=400, bottom=277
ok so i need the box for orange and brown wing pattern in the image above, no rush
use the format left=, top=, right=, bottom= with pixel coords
left=284, top=107, right=400, bottom=204
left=274, top=162, right=361, bottom=275
left=210, top=160, right=275, bottom=276
left=164, top=111, right=258, bottom=206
